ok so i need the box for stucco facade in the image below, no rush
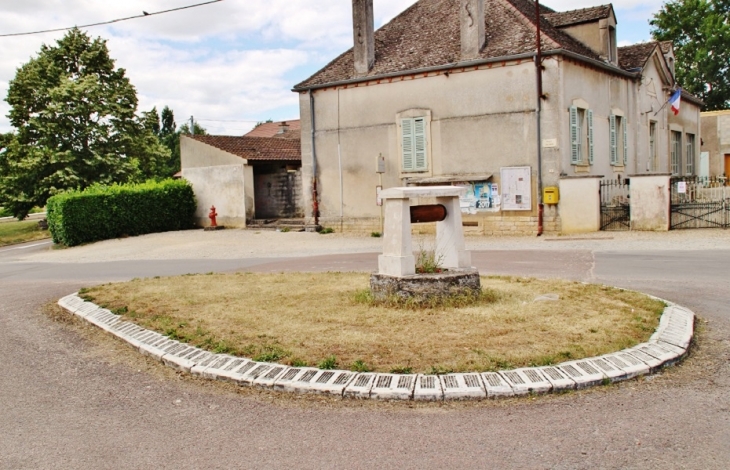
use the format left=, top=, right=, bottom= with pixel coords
left=294, top=0, right=702, bottom=234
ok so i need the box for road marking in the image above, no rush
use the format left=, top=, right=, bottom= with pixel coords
left=0, top=241, right=52, bottom=253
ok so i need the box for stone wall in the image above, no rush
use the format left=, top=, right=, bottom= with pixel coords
left=253, top=164, right=304, bottom=219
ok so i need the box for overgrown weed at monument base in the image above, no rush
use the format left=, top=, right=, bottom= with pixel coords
left=82, top=272, right=665, bottom=374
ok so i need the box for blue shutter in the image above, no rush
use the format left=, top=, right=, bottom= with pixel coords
left=587, top=109, right=594, bottom=164
left=609, top=114, right=617, bottom=165
left=623, top=118, right=628, bottom=166
left=570, top=106, right=580, bottom=164
left=401, top=118, right=414, bottom=171
left=414, top=117, right=427, bottom=170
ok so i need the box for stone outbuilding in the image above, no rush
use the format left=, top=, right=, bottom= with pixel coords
left=181, top=123, right=303, bottom=227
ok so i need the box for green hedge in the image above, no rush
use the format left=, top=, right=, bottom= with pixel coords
left=47, top=179, right=196, bottom=246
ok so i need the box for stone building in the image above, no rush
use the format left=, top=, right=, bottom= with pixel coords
left=292, top=0, right=702, bottom=235
left=180, top=122, right=303, bottom=227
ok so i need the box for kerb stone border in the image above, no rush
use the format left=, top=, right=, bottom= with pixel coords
left=58, top=293, right=694, bottom=401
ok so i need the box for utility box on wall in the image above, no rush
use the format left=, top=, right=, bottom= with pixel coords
left=543, top=186, right=559, bottom=204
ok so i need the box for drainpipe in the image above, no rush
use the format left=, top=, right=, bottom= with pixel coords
left=309, top=90, right=319, bottom=226
left=535, top=0, right=544, bottom=236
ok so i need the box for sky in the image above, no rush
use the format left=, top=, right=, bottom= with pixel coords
left=0, top=0, right=666, bottom=135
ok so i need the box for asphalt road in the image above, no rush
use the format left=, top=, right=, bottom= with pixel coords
left=1, top=240, right=729, bottom=469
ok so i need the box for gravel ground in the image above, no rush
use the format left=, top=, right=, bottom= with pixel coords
left=13, top=227, right=730, bottom=263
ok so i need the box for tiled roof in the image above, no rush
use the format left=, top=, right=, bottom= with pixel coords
left=244, top=120, right=301, bottom=138
left=542, top=5, right=612, bottom=28
left=189, top=135, right=301, bottom=161
left=617, top=42, right=658, bottom=71
left=659, top=41, right=673, bottom=54
left=294, top=0, right=602, bottom=89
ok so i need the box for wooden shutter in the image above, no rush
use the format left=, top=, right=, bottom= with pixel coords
left=623, top=118, right=628, bottom=165
left=570, top=106, right=580, bottom=164
left=587, top=109, right=594, bottom=164
left=414, top=117, right=427, bottom=170
left=401, top=118, right=415, bottom=171
left=609, top=114, right=617, bottom=165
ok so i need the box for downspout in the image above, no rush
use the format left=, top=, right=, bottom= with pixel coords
left=309, top=90, right=319, bottom=226
left=535, top=0, right=544, bottom=236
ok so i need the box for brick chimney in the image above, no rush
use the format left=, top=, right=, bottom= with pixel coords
left=352, top=0, right=374, bottom=76
left=460, top=0, right=485, bottom=61
left=278, top=121, right=289, bottom=134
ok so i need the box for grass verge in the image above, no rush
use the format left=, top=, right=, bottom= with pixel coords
left=0, top=220, right=50, bottom=247
left=80, top=272, right=665, bottom=374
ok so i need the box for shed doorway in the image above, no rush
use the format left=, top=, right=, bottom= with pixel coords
left=253, top=163, right=303, bottom=220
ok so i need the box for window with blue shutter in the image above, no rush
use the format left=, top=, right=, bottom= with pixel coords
left=401, top=117, right=427, bottom=172
left=587, top=109, right=594, bottom=164
left=570, top=106, right=580, bottom=164
left=609, top=114, right=618, bottom=165
left=623, top=118, right=628, bottom=166
left=401, top=118, right=415, bottom=171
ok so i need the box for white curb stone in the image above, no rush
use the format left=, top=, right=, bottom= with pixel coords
left=56, top=293, right=697, bottom=401
left=162, top=346, right=209, bottom=373
left=343, top=373, right=376, bottom=398
left=238, top=362, right=277, bottom=386
left=480, top=372, right=515, bottom=398
left=439, top=373, right=487, bottom=400
left=599, top=352, right=650, bottom=380
left=634, top=342, right=686, bottom=367
left=288, top=370, right=356, bottom=396
left=188, top=352, right=223, bottom=376
left=622, top=347, right=664, bottom=372
left=212, top=358, right=249, bottom=382
left=584, top=357, right=626, bottom=382
left=197, top=355, right=237, bottom=380
left=273, top=367, right=320, bottom=393
left=75, top=302, right=102, bottom=318
left=537, top=366, right=576, bottom=391
left=499, top=368, right=552, bottom=395
left=369, top=374, right=416, bottom=400
left=557, top=360, right=606, bottom=388
left=58, top=294, right=85, bottom=313
left=413, top=375, right=444, bottom=401
left=651, top=306, right=694, bottom=350
left=252, top=365, right=289, bottom=388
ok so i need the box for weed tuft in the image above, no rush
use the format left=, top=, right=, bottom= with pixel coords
left=318, top=355, right=338, bottom=369
left=351, top=359, right=371, bottom=372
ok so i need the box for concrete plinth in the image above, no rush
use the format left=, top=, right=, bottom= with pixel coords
left=370, top=268, right=481, bottom=302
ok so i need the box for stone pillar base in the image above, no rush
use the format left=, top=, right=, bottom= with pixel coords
left=370, top=268, right=481, bottom=302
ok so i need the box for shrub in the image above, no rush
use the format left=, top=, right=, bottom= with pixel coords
left=47, top=179, right=196, bottom=246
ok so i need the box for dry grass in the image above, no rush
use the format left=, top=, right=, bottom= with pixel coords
left=80, top=273, right=665, bottom=374
left=0, top=220, right=49, bottom=247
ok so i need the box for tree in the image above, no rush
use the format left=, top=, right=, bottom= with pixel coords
left=651, top=0, right=730, bottom=110
left=0, top=28, right=169, bottom=219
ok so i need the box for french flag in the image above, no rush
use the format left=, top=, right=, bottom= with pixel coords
left=669, top=88, right=681, bottom=115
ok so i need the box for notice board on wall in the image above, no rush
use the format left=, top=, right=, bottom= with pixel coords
left=500, top=166, right=532, bottom=211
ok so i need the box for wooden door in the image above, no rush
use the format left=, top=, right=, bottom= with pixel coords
left=725, top=154, right=730, bottom=184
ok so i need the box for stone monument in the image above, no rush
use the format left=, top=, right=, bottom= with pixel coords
left=370, top=186, right=481, bottom=301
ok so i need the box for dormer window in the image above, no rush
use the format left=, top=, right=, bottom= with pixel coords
left=608, top=25, right=617, bottom=64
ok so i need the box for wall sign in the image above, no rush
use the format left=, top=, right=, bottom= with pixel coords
left=500, top=166, right=532, bottom=211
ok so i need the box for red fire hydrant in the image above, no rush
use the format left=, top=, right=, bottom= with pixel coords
left=208, top=205, right=218, bottom=227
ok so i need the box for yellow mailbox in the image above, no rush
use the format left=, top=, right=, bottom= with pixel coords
left=543, top=186, right=559, bottom=204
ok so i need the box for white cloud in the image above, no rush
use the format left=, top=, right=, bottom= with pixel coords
left=0, top=0, right=661, bottom=135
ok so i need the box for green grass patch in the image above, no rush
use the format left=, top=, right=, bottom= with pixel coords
left=0, top=220, right=50, bottom=247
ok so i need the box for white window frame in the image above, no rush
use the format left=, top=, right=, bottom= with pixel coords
left=671, top=130, right=682, bottom=175
left=570, top=103, right=593, bottom=165
left=609, top=113, right=628, bottom=166
left=649, top=121, right=658, bottom=172
left=400, top=117, right=428, bottom=172
left=686, top=133, right=695, bottom=175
